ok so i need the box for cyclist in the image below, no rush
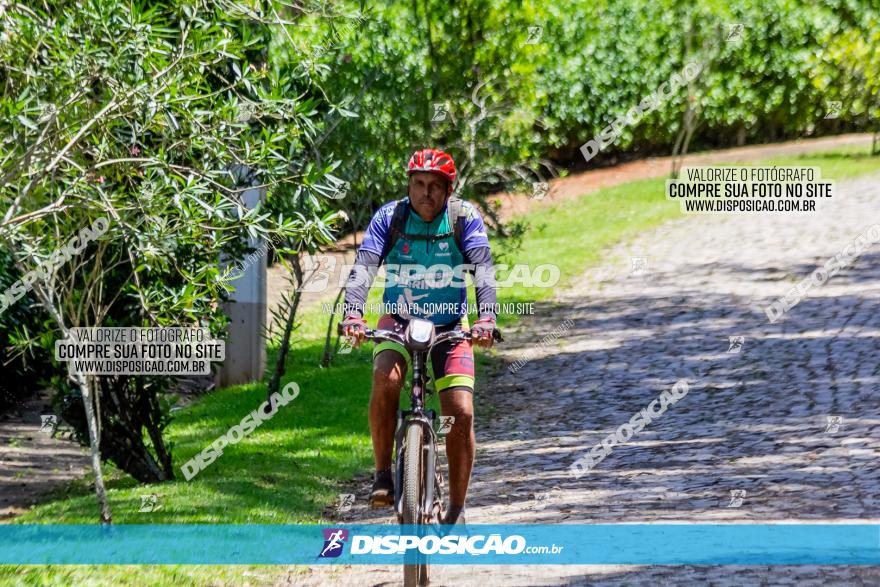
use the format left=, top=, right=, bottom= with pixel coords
left=340, top=148, right=498, bottom=526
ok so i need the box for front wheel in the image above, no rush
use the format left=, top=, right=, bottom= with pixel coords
left=401, top=423, right=429, bottom=586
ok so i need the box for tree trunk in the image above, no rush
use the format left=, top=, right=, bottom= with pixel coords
left=671, top=108, right=699, bottom=179
left=19, top=271, right=113, bottom=524
left=105, top=377, right=168, bottom=482
left=670, top=21, right=694, bottom=179
left=75, top=373, right=113, bottom=524
left=423, top=0, right=439, bottom=88
left=267, top=255, right=304, bottom=400
left=144, top=380, right=174, bottom=479
left=59, top=374, right=174, bottom=484
left=680, top=109, right=699, bottom=162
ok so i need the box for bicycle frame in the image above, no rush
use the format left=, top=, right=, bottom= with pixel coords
left=353, top=319, right=469, bottom=522
left=341, top=317, right=500, bottom=586
left=342, top=317, right=500, bottom=525
left=393, top=345, right=440, bottom=520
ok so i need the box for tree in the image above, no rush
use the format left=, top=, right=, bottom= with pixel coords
left=0, top=0, right=343, bottom=520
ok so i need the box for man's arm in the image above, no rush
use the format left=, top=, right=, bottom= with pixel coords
left=463, top=246, right=497, bottom=320
left=459, top=202, right=498, bottom=346
left=342, top=249, right=381, bottom=317
left=341, top=201, right=396, bottom=318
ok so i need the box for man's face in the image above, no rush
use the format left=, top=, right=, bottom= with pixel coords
left=408, top=171, right=449, bottom=221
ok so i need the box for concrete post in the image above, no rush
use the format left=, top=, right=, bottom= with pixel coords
left=216, top=175, right=267, bottom=387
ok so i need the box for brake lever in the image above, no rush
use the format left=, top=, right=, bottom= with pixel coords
left=461, top=328, right=503, bottom=343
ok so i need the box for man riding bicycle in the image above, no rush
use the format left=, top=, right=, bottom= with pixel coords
left=340, top=148, right=498, bottom=526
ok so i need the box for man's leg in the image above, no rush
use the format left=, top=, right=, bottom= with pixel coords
left=440, top=387, right=474, bottom=521
left=369, top=349, right=407, bottom=506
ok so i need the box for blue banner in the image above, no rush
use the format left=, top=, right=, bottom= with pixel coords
left=1, top=524, right=877, bottom=565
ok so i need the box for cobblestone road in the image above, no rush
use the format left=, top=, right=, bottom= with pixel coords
left=295, top=174, right=880, bottom=586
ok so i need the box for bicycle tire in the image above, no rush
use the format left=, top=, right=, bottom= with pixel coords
left=402, top=423, right=429, bottom=586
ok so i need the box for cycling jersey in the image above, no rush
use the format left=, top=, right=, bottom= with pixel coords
left=351, top=197, right=493, bottom=325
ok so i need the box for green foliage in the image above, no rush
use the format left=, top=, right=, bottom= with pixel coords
left=0, top=249, right=52, bottom=411
left=283, top=0, right=880, bottom=224
left=538, top=0, right=880, bottom=156
left=284, top=1, right=553, bottom=237
left=815, top=12, right=880, bottom=124
left=0, top=0, right=346, bottom=480
left=0, top=0, right=343, bottom=319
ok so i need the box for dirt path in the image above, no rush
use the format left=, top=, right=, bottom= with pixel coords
left=294, top=172, right=880, bottom=585
left=0, top=392, right=90, bottom=520
left=494, top=132, right=873, bottom=219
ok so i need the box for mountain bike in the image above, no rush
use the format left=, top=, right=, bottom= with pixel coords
left=344, top=317, right=502, bottom=586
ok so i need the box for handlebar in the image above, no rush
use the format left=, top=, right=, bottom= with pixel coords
left=337, top=323, right=503, bottom=348
left=364, top=327, right=472, bottom=346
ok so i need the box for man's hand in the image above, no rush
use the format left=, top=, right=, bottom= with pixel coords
left=470, top=316, right=496, bottom=348
left=340, top=314, right=367, bottom=347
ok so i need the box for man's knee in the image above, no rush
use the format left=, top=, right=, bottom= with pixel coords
left=451, top=410, right=473, bottom=433
left=442, top=387, right=474, bottom=430
left=373, top=350, right=407, bottom=392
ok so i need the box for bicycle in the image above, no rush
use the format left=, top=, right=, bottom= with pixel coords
left=341, top=317, right=502, bottom=586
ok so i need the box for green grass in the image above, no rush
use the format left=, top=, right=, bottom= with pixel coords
left=3, top=148, right=878, bottom=585
left=16, top=366, right=371, bottom=525
left=762, top=147, right=880, bottom=178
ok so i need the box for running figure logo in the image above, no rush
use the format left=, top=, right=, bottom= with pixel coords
left=630, top=257, right=648, bottom=276
left=39, top=414, right=58, bottom=435
left=438, top=416, right=456, bottom=435
left=319, top=528, right=349, bottom=558
left=826, top=415, right=842, bottom=434
left=727, top=336, right=745, bottom=354
left=727, top=489, right=747, bottom=508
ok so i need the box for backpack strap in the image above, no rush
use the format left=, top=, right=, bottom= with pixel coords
left=379, top=198, right=409, bottom=263
left=446, top=196, right=466, bottom=253
left=378, top=196, right=468, bottom=261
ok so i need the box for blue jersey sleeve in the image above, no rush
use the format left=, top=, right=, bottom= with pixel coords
left=360, top=201, right=399, bottom=256
left=460, top=201, right=490, bottom=252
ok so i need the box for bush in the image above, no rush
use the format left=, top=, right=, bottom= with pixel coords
left=287, top=0, right=880, bottom=225
left=0, top=0, right=344, bottom=498
left=0, top=250, right=52, bottom=413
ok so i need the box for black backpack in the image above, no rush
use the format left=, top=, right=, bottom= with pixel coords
left=378, top=197, right=467, bottom=262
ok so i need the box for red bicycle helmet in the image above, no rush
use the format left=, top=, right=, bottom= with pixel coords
left=407, top=148, right=456, bottom=193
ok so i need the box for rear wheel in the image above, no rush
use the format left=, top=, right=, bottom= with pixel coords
left=402, top=423, right=429, bottom=586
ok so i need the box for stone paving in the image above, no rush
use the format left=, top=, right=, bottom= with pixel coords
left=294, top=174, right=880, bottom=585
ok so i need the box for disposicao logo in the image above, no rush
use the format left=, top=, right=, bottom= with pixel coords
left=350, top=533, right=528, bottom=555
left=319, top=528, right=349, bottom=558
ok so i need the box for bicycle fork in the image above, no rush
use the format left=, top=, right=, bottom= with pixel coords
left=394, top=351, right=443, bottom=522
left=394, top=412, right=439, bottom=520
